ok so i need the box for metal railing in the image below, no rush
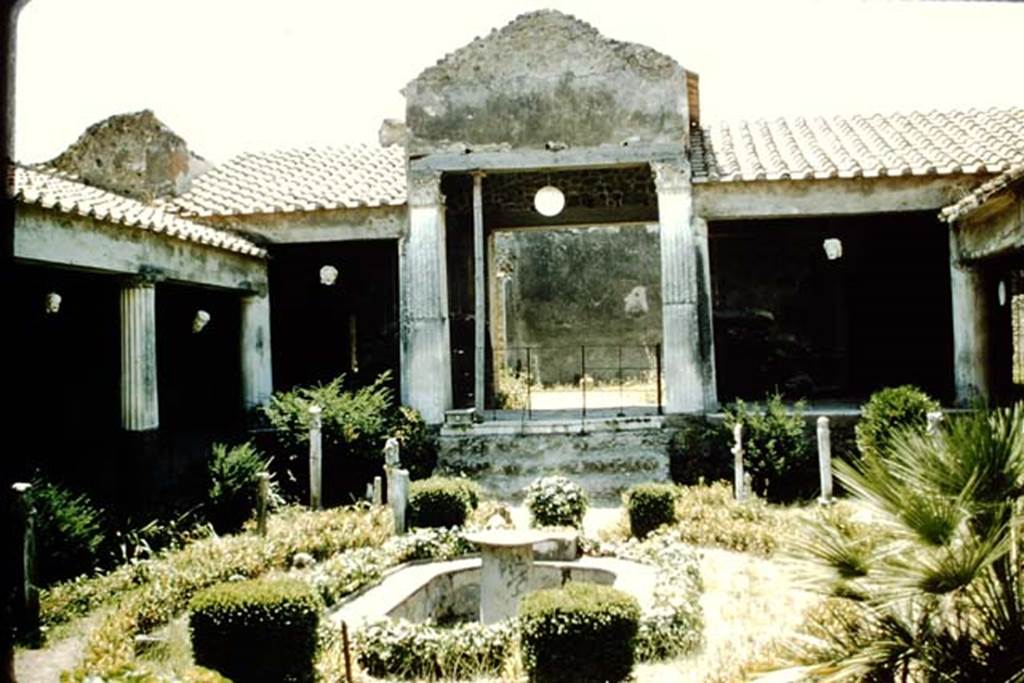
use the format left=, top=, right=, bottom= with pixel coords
left=495, top=343, right=662, bottom=420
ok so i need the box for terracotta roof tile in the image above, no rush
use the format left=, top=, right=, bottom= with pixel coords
left=940, top=164, right=1024, bottom=222
left=172, top=144, right=406, bottom=218
left=692, top=107, right=1024, bottom=183
left=10, top=164, right=267, bottom=258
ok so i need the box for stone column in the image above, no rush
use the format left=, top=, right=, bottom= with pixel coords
left=693, top=216, right=718, bottom=410
left=120, top=272, right=160, bottom=431
left=652, top=161, right=704, bottom=413
left=949, top=228, right=991, bottom=405
left=241, top=291, right=273, bottom=410
left=401, top=169, right=453, bottom=424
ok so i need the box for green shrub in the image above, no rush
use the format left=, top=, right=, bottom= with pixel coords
left=353, top=619, right=515, bottom=680
left=668, top=419, right=732, bottom=485
left=625, top=483, right=677, bottom=539
left=27, top=478, right=108, bottom=586
left=190, top=578, right=322, bottom=683
left=520, top=582, right=641, bottom=683
left=672, top=482, right=785, bottom=556
left=207, top=442, right=275, bottom=534
left=407, top=477, right=481, bottom=529
left=855, top=385, right=940, bottom=460
left=724, top=394, right=813, bottom=502
left=524, top=475, right=588, bottom=528
left=263, top=373, right=437, bottom=502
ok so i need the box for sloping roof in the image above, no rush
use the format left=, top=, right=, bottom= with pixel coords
left=940, top=164, right=1024, bottom=222
left=171, top=144, right=406, bottom=218
left=10, top=164, right=267, bottom=257
left=691, top=107, right=1024, bottom=183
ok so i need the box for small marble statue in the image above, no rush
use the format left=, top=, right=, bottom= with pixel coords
left=45, top=292, right=61, bottom=314
left=383, top=437, right=400, bottom=468
left=319, top=265, right=339, bottom=286
left=192, top=309, right=210, bottom=333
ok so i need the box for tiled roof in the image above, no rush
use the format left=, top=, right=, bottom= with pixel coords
left=10, top=164, right=267, bottom=257
left=691, top=107, right=1024, bottom=183
left=940, top=164, right=1024, bottom=222
left=172, top=144, right=406, bottom=218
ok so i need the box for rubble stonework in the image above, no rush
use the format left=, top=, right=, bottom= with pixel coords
left=49, top=109, right=208, bottom=202
left=403, top=10, right=692, bottom=155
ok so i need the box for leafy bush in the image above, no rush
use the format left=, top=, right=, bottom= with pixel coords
left=624, top=483, right=677, bottom=539
left=61, top=505, right=391, bottom=678
left=668, top=419, right=732, bottom=485
left=26, top=478, right=108, bottom=586
left=520, top=582, right=641, bottom=683
left=407, top=477, right=481, bottom=529
left=206, top=442, right=275, bottom=534
left=190, top=578, right=322, bottom=683
left=672, top=482, right=786, bottom=556
left=263, top=372, right=436, bottom=503
left=724, top=394, right=813, bottom=502
left=353, top=619, right=515, bottom=680
left=855, top=384, right=940, bottom=460
left=781, top=403, right=1024, bottom=681
left=524, top=475, right=588, bottom=528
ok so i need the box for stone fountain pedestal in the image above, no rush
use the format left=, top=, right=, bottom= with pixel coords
left=464, top=529, right=549, bottom=624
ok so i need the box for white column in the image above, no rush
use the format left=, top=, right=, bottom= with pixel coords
left=241, top=292, right=273, bottom=410
left=694, top=216, right=718, bottom=410
left=120, top=273, right=159, bottom=431
left=653, top=161, right=704, bottom=413
left=401, top=169, right=453, bottom=424
left=949, top=227, right=991, bottom=405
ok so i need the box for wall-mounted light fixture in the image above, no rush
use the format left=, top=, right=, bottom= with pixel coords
left=823, top=238, right=843, bottom=261
left=45, top=292, right=62, bottom=314
left=192, top=309, right=211, bottom=333
left=319, top=265, right=339, bottom=286
left=534, top=185, right=565, bottom=217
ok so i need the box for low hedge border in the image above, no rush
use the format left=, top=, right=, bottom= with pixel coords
left=625, top=483, right=678, bottom=539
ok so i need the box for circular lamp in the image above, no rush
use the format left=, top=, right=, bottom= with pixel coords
left=533, top=185, right=565, bottom=217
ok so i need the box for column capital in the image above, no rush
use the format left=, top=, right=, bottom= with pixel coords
left=124, top=266, right=165, bottom=288
left=650, top=161, right=692, bottom=194
left=407, top=169, right=445, bottom=208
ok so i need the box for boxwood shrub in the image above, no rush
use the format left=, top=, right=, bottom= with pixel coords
left=524, top=475, right=588, bottom=529
left=407, top=477, right=481, bottom=528
left=855, top=385, right=940, bottom=460
left=519, top=582, right=641, bottom=683
left=189, top=578, right=322, bottom=683
left=625, top=483, right=677, bottom=539
left=667, top=418, right=732, bottom=486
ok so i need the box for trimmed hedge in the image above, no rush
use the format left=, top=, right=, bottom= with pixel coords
left=407, top=477, right=481, bottom=529
left=724, top=395, right=814, bottom=502
left=524, top=475, right=589, bottom=529
left=520, top=582, right=641, bottom=683
left=855, top=385, right=940, bottom=460
left=625, top=483, right=677, bottom=539
left=668, top=419, right=732, bottom=486
left=189, top=578, right=322, bottom=683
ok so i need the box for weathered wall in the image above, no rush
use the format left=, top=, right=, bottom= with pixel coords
left=404, top=10, right=690, bottom=156
left=954, top=190, right=1024, bottom=261
left=49, top=110, right=208, bottom=201
left=497, top=224, right=662, bottom=385
left=203, top=205, right=406, bottom=243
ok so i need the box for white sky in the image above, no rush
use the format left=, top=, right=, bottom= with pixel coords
left=14, top=0, right=1024, bottom=164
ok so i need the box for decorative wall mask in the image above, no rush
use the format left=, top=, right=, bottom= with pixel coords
left=823, top=238, right=843, bottom=260
left=320, top=265, right=339, bottom=286
left=45, top=292, right=62, bottom=314
left=534, top=185, right=565, bottom=217
left=623, top=285, right=649, bottom=317
left=192, top=309, right=211, bottom=333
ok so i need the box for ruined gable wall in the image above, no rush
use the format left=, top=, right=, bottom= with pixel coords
left=404, top=11, right=689, bottom=155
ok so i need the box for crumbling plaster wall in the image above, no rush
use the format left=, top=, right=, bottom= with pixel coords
left=404, top=10, right=691, bottom=155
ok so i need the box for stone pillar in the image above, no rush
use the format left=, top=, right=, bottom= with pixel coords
left=694, top=216, right=718, bottom=410
left=652, top=161, right=704, bottom=413
left=401, top=169, right=453, bottom=423
left=120, top=272, right=160, bottom=431
left=949, top=228, right=991, bottom=405
left=240, top=292, right=273, bottom=410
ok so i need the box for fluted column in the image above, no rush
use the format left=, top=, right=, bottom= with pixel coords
left=241, top=291, right=273, bottom=411
left=120, top=272, right=160, bottom=431
left=400, top=169, right=453, bottom=423
left=949, top=227, right=991, bottom=405
left=652, top=161, right=704, bottom=413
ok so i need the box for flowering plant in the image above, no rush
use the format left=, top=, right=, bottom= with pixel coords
left=523, top=475, right=589, bottom=528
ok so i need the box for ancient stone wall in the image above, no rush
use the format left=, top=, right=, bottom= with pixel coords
left=404, top=10, right=690, bottom=155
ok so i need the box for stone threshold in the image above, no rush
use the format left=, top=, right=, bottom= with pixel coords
left=441, top=414, right=665, bottom=438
